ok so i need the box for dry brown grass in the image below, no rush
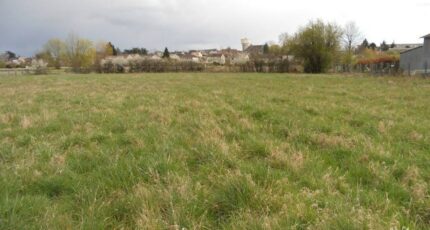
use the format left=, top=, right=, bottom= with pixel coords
left=402, top=166, right=428, bottom=201
left=20, top=115, right=32, bottom=129
left=312, top=133, right=354, bottom=149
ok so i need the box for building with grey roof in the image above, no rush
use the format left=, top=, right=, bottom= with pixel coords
left=400, top=34, right=430, bottom=75
left=245, top=45, right=264, bottom=55
left=389, top=43, right=422, bottom=53
left=241, top=38, right=264, bottom=55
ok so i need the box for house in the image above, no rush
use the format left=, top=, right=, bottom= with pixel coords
left=400, top=34, right=430, bottom=75
left=230, top=53, right=250, bottom=64
left=219, top=48, right=250, bottom=64
left=12, top=57, right=28, bottom=66
left=199, top=49, right=217, bottom=56
left=206, top=54, right=226, bottom=65
left=179, top=54, right=200, bottom=63
left=170, top=54, right=181, bottom=61
left=190, top=51, right=203, bottom=58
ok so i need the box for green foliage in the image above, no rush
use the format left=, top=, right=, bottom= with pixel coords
left=0, top=73, right=429, bottom=229
left=108, top=42, right=117, bottom=56
left=380, top=41, right=390, bottom=51
left=65, top=34, right=96, bottom=72
left=268, top=44, right=280, bottom=54
left=123, top=47, right=147, bottom=55
left=287, top=20, right=343, bottom=73
left=341, top=51, right=355, bottom=71
left=238, top=58, right=290, bottom=73
left=38, top=35, right=95, bottom=72
left=42, top=38, right=66, bottom=69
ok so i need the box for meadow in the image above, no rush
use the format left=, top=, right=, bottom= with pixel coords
left=0, top=73, right=429, bottom=229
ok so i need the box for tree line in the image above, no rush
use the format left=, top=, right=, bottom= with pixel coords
left=36, top=34, right=155, bottom=72
left=31, top=20, right=400, bottom=74
left=268, top=20, right=399, bottom=73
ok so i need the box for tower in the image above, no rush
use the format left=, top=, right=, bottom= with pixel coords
left=241, top=38, right=251, bottom=51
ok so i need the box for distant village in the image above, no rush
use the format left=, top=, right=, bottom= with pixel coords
left=0, top=38, right=272, bottom=68
left=145, top=39, right=264, bottom=65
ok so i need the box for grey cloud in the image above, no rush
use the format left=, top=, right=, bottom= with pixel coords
left=0, top=0, right=428, bottom=56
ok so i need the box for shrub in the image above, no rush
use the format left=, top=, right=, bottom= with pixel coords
left=99, top=55, right=205, bottom=73
left=238, top=57, right=290, bottom=73
left=30, top=59, right=48, bottom=75
left=287, top=20, right=343, bottom=73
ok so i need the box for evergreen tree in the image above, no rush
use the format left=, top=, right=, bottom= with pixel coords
left=163, top=47, right=170, bottom=59
left=263, top=43, right=270, bottom=54
left=5, top=51, right=16, bottom=60
left=107, top=42, right=117, bottom=56
left=106, top=42, right=117, bottom=56
left=369, top=43, right=377, bottom=50
left=361, top=39, right=369, bottom=49
left=380, top=41, right=389, bottom=51
left=357, top=39, right=369, bottom=53
left=390, top=41, right=396, bottom=49
left=140, top=48, right=148, bottom=55
left=123, top=48, right=147, bottom=55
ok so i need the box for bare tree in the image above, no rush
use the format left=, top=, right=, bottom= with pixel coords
left=341, top=22, right=363, bottom=72
left=278, top=33, right=289, bottom=46
left=343, top=21, right=363, bottom=53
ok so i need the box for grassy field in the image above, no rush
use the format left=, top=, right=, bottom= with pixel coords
left=0, top=73, right=429, bottom=229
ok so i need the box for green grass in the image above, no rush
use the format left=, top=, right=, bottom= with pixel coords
left=0, top=73, right=429, bottom=229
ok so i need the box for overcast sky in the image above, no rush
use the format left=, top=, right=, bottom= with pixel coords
left=1, top=0, right=429, bottom=56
